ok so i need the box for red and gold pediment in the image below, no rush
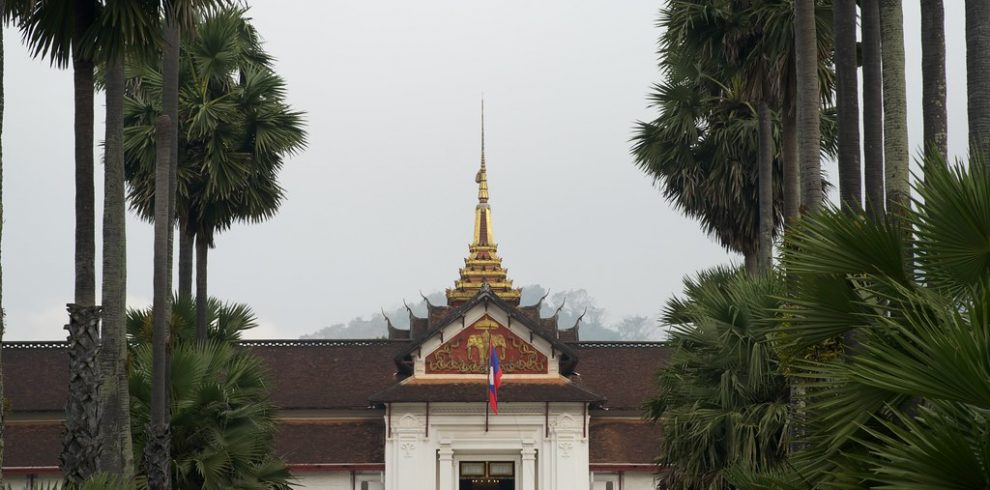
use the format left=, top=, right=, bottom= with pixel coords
left=425, top=315, right=548, bottom=374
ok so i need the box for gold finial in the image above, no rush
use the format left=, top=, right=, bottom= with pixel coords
left=446, top=99, right=521, bottom=307
left=476, top=99, right=489, bottom=204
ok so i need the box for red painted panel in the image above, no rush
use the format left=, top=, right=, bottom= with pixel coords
left=425, top=315, right=548, bottom=374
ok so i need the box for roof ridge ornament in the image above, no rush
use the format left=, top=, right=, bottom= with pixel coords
left=445, top=100, right=522, bottom=307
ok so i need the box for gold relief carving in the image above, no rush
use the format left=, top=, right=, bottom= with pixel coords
left=425, top=316, right=548, bottom=374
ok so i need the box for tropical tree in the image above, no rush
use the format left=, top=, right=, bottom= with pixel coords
left=861, top=0, right=884, bottom=220
left=646, top=267, right=790, bottom=489
left=127, top=295, right=258, bottom=346
left=147, top=113, right=172, bottom=490
left=777, top=156, right=990, bottom=488
left=795, top=0, right=822, bottom=212
left=129, top=341, right=293, bottom=490
left=880, top=0, right=909, bottom=220
left=93, top=1, right=160, bottom=479
left=123, top=8, right=305, bottom=340
left=921, top=0, right=947, bottom=161
left=142, top=3, right=226, bottom=487
left=966, top=0, right=990, bottom=162
left=19, top=2, right=102, bottom=482
left=17, top=1, right=160, bottom=480
left=832, top=0, right=860, bottom=211
left=632, top=0, right=836, bottom=273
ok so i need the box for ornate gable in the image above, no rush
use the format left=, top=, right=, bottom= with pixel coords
left=425, top=314, right=549, bottom=374
left=393, top=287, right=577, bottom=378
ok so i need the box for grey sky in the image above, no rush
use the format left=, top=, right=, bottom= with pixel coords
left=0, top=1, right=973, bottom=340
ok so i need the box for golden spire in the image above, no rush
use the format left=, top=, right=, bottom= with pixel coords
left=477, top=100, right=489, bottom=204
left=446, top=101, right=522, bottom=306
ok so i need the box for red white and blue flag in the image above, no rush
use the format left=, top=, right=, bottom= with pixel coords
left=488, top=344, right=503, bottom=415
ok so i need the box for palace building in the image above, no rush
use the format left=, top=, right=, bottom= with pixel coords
left=2, top=117, right=668, bottom=490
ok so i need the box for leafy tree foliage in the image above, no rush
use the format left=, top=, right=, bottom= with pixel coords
left=127, top=295, right=258, bottom=346
left=646, top=267, right=790, bottom=489
left=772, top=157, right=990, bottom=489
left=126, top=298, right=290, bottom=490
left=631, top=0, right=837, bottom=269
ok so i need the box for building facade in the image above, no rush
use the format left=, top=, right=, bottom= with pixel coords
left=1, top=117, right=667, bottom=489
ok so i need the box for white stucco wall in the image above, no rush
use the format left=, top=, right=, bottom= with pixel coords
left=4, top=474, right=62, bottom=490
left=593, top=472, right=657, bottom=490
left=292, top=471, right=384, bottom=489
left=385, top=402, right=590, bottom=490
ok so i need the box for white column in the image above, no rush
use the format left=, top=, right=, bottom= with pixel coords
left=521, top=447, right=537, bottom=490
left=438, top=447, right=454, bottom=490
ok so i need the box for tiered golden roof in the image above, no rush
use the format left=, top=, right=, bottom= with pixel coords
left=446, top=103, right=522, bottom=306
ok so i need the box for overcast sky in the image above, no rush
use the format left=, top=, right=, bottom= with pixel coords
left=1, top=1, right=973, bottom=340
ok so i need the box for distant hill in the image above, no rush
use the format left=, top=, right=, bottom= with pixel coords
left=300, top=285, right=666, bottom=341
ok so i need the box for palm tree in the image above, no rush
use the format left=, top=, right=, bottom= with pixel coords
left=646, top=267, right=789, bottom=489
left=966, top=0, right=990, bottom=162
left=778, top=156, right=990, bottom=487
left=19, top=3, right=103, bottom=483
left=921, top=0, right=947, bottom=161
left=93, top=0, right=159, bottom=478
left=633, top=0, right=836, bottom=272
left=795, top=0, right=822, bottom=212
left=144, top=3, right=226, bottom=487
left=127, top=294, right=259, bottom=346
left=129, top=341, right=293, bottom=490
left=862, top=0, right=884, bottom=220
left=881, top=0, right=909, bottom=217
left=123, top=9, right=305, bottom=340
left=833, top=0, right=861, bottom=211
left=20, top=0, right=100, bottom=305
left=147, top=114, right=172, bottom=490
left=632, top=71, right=782, bottom=274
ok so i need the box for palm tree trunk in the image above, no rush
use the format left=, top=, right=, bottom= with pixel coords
left=863, top=0, right=885, bottom=220
left=146, top=14, right=181, bottom=488
left=744, top=250, right=758, bottom=276
left=97, top=59, right=133, bottom=479
left=966, top=0, right=990, bottom=163
left=795, top=0, right=822, bottom=213
left=834, top=0, right=862, bottom=211
left=178, top=228, right=193, bottom=300
left=146, top=115, right=173, bottom=490
left=881, top=0, right=910, bottom=214
left=61, top=304, right=102, bottom=486
left=782, top=101, right=799, bottom=226
left=73, top=1, right=97, bottom=307
left=63, top=3, right=101, bottom=482
left=0, top=7, right=6, bottom=484
left=922, top=0, right=947, bottom=161
left=195, top=234, right=209, bottom=341
left=163, top=11, right=180, bottom=302
left=758, top=100, right=773, bottom=274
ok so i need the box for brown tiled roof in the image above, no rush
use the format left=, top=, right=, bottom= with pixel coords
left=275, top=419, right=384, bottom=464
left=589, top=419, right=661, bottom=465
left=573, top=343, right=669, bottom=411
left=5, top=422, right=62, bottom=468
left=3, top=342, right=68, bottom=413
left=369, top=378, right=605, bottom=404
left=243, top=340, right=405, bottom=410
left=1, top=340, right=669, bottom=470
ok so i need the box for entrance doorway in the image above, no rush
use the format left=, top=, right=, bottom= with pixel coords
left=458, top=461, right=515, bottom=490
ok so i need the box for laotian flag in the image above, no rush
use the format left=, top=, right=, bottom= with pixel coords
left=488, top=344, right=503, bottom=415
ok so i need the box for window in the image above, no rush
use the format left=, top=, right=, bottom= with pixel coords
left=593, top=473, right=619, bottom=490
left=355, top=472, right=383, bottom=490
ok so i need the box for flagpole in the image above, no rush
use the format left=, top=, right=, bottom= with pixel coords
left=485, top=331, right=491, bottom=432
